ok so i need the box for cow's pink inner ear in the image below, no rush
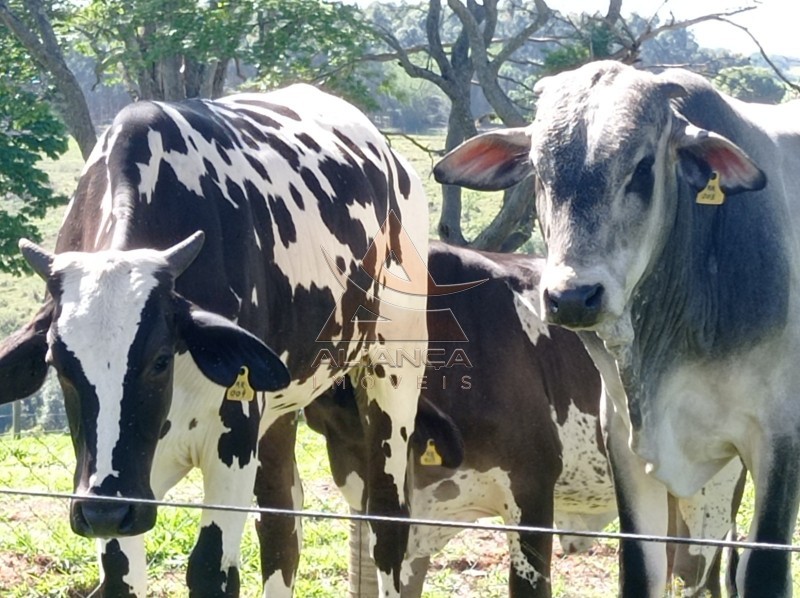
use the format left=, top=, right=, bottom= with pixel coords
left=464, top=141, right=514, bottom=170
left=705, top=146, right=755, bottom=183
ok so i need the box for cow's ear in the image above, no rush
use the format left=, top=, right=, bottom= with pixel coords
left=0, top=301, right=53, bottom=404
left=175, top=298, right=290, bottom=392
left=411, top=395, right=464, bottom=469
left=676, top=123, right=766, bottom=195
left=433, top=127, right=533, bottom=191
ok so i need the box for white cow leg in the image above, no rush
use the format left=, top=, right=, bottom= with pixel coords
left=256, top=414, right=303, bottom=598
left=605, top=408, right=668, bottom=598
left=186, top=456, right=258, bottom=597
left=187, top=396, right=262, bottom=598
left=359, top=350, right=425, bottom=598
left=96, top=535, right=147, bottom=597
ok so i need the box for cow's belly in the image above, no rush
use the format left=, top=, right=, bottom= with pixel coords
left=630, top=339, right=795, bottom=497
left=406, top=467, right=517, bottom=559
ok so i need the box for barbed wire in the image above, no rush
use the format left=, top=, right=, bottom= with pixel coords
left=0, top=486, right=796, bottom=554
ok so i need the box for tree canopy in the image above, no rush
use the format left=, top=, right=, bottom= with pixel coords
left=0, top=31, right=66, bottom=274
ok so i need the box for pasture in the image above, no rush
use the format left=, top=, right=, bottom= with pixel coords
left=0, top=134, right=797, bottom=596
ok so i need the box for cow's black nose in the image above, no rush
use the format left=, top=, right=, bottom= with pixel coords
left=72, top=498, right=151, bottom=538
left=543, top=284, right=604, bottom=328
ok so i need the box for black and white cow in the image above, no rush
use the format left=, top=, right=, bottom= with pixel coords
left=433, top=60, right=799, bottom=596
left=0, top=85, right=428, bottom=597
left=306, top=241, right=744, bottom=597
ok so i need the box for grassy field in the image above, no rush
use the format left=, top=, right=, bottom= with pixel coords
left=0, top=134, right=799, bottom=596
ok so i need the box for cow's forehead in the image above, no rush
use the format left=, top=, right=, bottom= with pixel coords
left=52, top=249, right=167, bottom=292
left=52, top=249, right=167, bottom=335
left=530, top=63, right=672, bottom=180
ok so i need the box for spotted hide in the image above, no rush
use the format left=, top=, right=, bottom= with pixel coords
left=305, top=242, right=744, bottom=597
left=433, top=61, right=799, bottom=596
left=0, top=85, right=428, bottom=597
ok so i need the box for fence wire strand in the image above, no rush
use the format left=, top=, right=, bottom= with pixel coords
left=2, top=427, right=799, bottom=597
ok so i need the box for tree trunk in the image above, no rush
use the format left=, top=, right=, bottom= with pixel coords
left=182, top=58, right=205, bottom=99
left=470, top=176, right=536, bottom=252
left=159, top=54, right=185, bottom=101
left=436, top=100, right=475, bottom=246
left=0, top=0, right=97, bottom=159
left=206, top=59, right=229, bottom=98
left=50, top=65, right=97, bottom=160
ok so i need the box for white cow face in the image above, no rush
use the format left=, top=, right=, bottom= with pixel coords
left=19, top=232, right=290, bottom=539
left=433, top=61, right=765, bottom=343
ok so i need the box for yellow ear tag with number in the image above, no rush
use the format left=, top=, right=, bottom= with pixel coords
left=695, top=171, right=726, bottom=205
left=420, top=439, right=443, bottom=466
left=225, top=366, right=255, bottom=402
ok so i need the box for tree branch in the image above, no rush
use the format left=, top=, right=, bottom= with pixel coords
left=717, top=17, right=800, bottom=95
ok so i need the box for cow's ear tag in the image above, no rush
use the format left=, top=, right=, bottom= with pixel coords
left=420, top=439, right=443, bottom=466
left=695, top=171, right=726, bottom=205
left=225, top=366, right=255, bottom=401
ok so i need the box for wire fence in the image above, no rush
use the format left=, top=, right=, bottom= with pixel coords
left=1, top=422, right=799, bottom=597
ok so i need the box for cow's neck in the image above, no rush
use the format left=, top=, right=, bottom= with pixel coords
left=619, top=170, right=790, bottom=435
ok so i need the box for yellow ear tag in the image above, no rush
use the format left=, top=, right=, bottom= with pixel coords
left=225, top=366, right=255, bottom=401
left=420, top=439, right=443, bottom=466
left=695, top=171, right=726, bottom=205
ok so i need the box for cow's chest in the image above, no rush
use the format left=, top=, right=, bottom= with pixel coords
left=152, top=354, right=261, bottom=491
left=624, top=340, right=792, bottom=497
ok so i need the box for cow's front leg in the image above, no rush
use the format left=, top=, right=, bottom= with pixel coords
left=95, top=536, right=147, bottom=597
left=188, top=397, right=261, bottom=597
left=255, top=413, right=303, bottom=598
left=737, top=435, right=800, bottom=598
left=604, top=405, right=669, bottom=598
left=359, top=357, right=423, bottom=597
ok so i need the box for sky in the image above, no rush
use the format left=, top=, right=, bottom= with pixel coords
left=537, top=0, right=795, bottom=57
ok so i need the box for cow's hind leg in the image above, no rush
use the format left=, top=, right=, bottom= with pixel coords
left=255, top=413, right=303, bottom=598
left=671, top=458, right=746, bottom=597
left=358, top=345, right=425, bottom=597
left=737, top=436, right=800, bottom=598
left=95, top=536, right=147, bottom=597
left=188, top=398, right=261, bottom=597
left=503, top=490, right=556, bottom=598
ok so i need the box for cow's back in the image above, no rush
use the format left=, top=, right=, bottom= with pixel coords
left=55, top=85, right=428, bottom=391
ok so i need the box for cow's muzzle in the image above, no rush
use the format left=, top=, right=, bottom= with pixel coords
left=71, top=496, right=157, bottom=538
left=542, top=283, right=605, bottom=328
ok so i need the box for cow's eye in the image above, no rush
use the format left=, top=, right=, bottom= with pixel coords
left=627, top=156, right=655, bottom=198
left=151, top=353, right=172, bottom=374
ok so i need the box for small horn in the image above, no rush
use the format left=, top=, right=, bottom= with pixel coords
left=162, top=231, right=206, bottom=278
left=19, top=239, right=54, bottom=280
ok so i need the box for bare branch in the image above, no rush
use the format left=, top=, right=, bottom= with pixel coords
left=426, top=0, right=453, bottom=80
left=608, top=5, right=759, bottom=63
left=717, top=17, right=800, bottom=95
left=376, top=25, right=450, bottom=92
left=384, top=132, right=443, bottom=172
left=605, top=0, right=622, bottom=24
